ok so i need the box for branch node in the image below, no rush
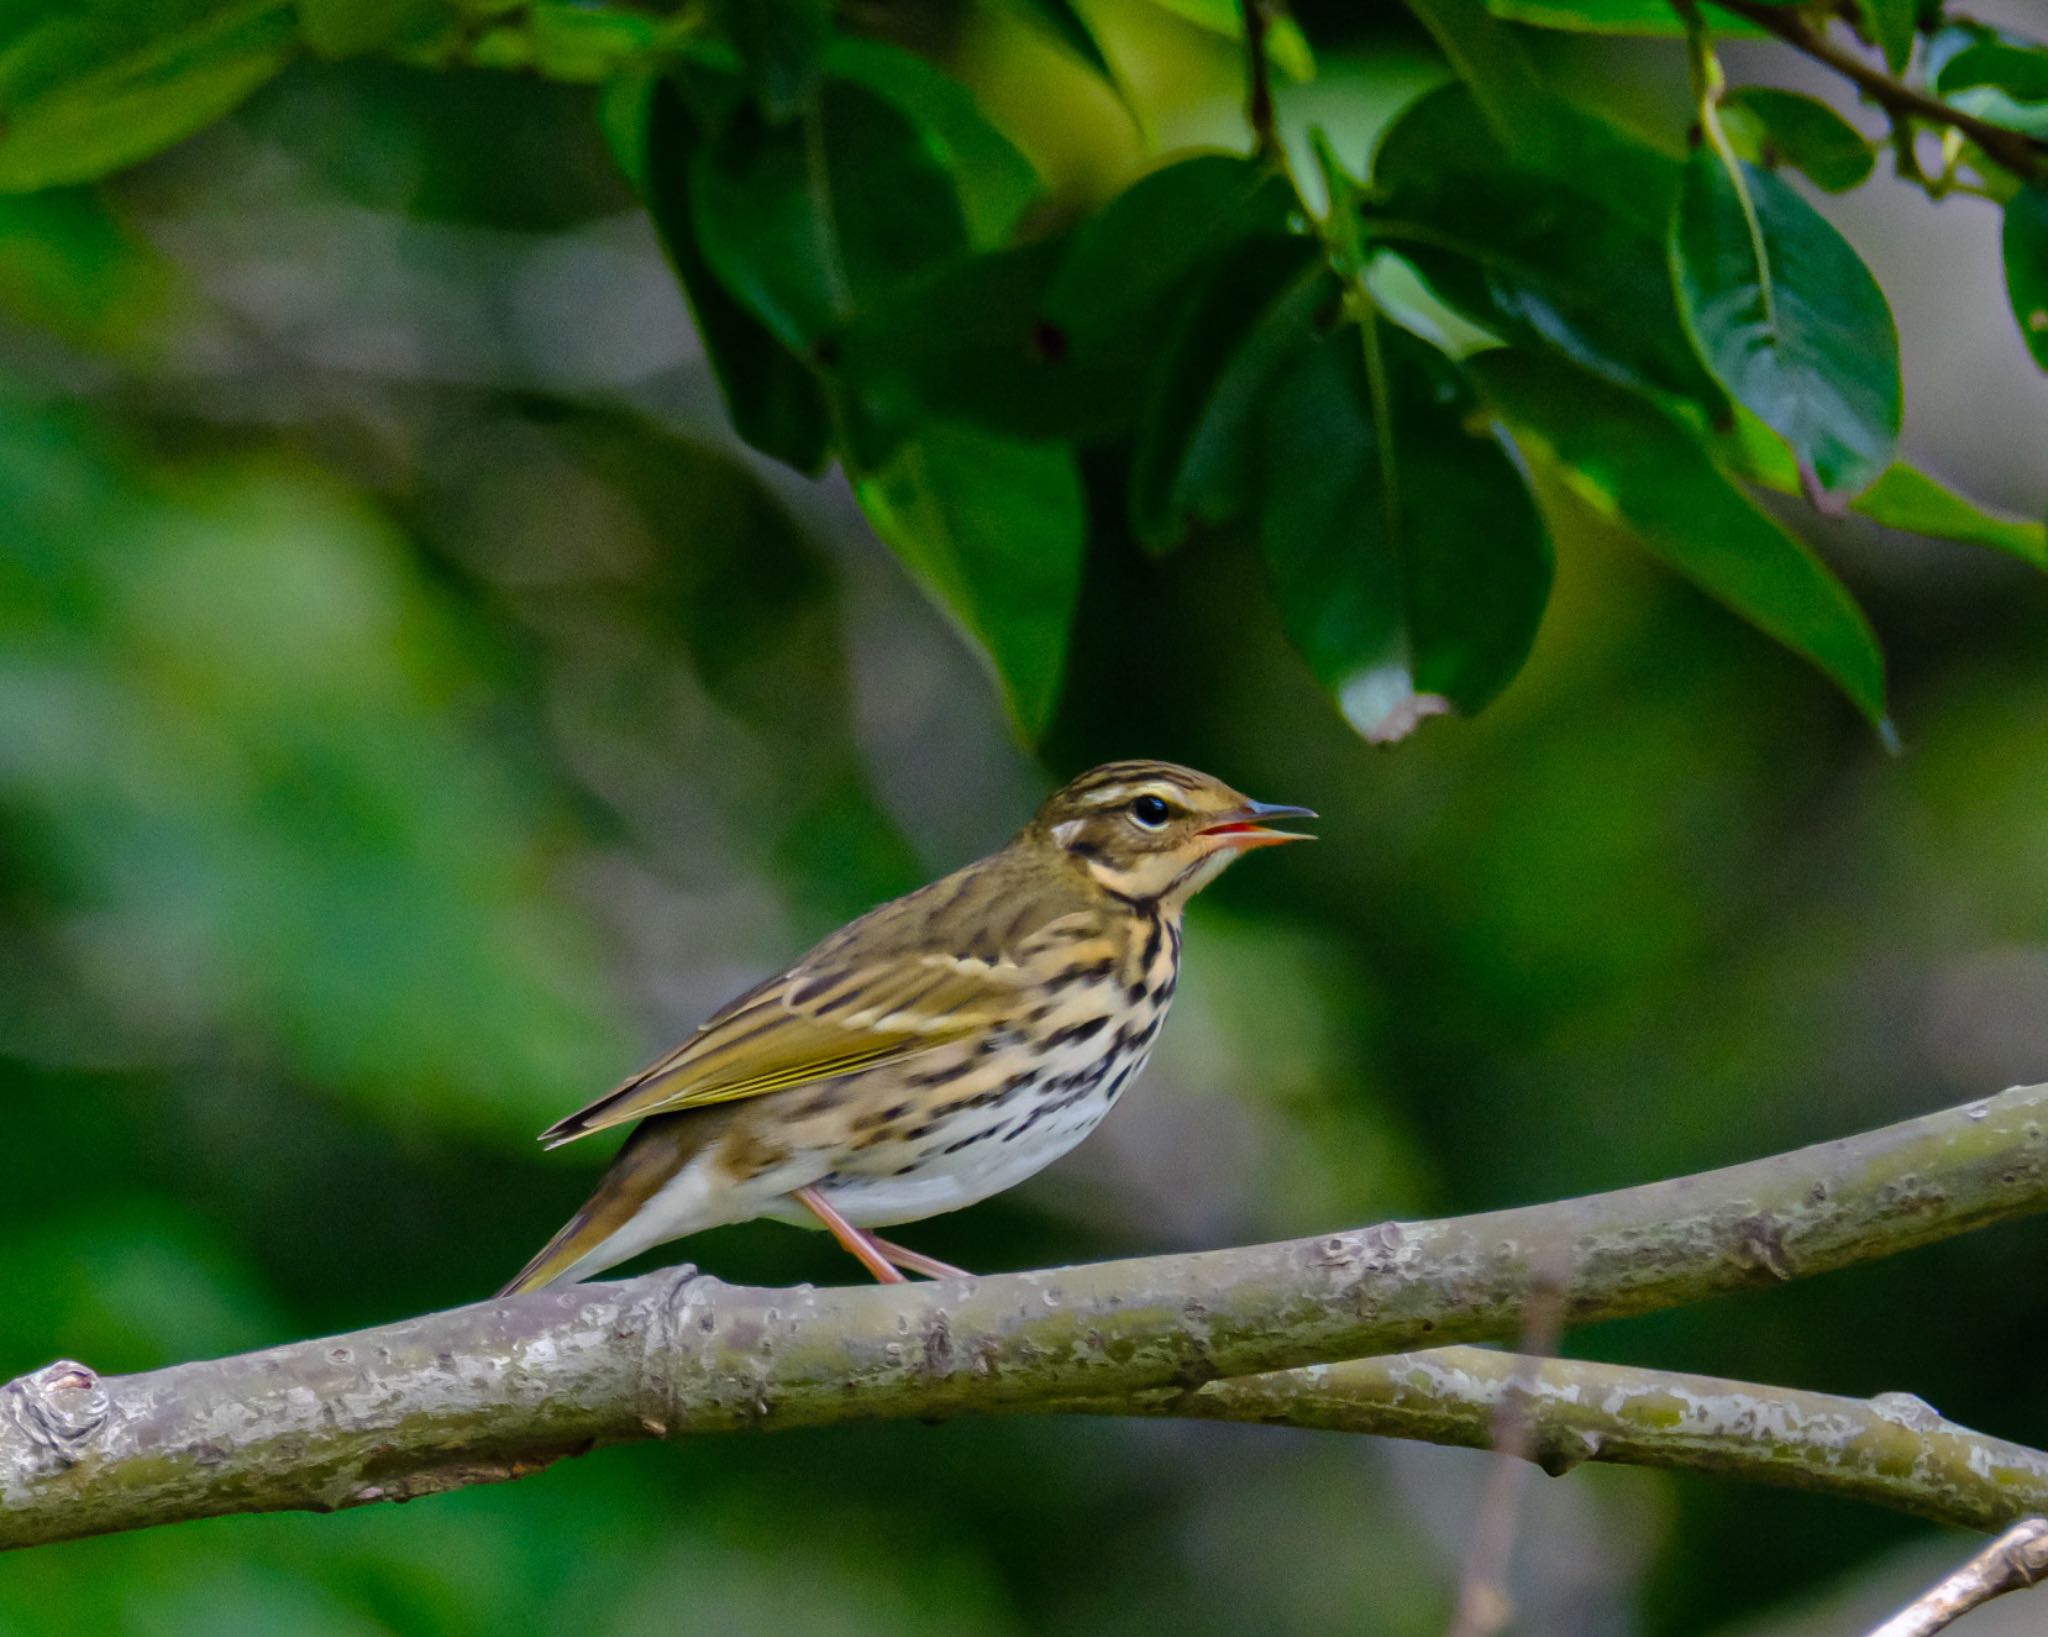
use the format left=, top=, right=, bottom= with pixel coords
left=1, top=1361, right=108, bottom=1469
left=1871, top=1391, right=1945, bottom=1431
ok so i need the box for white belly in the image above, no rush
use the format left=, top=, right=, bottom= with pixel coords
left=763, top=1045, right=1153, bottom=1228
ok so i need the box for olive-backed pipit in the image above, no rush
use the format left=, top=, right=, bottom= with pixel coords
left=502, top=760, right=1313, bottom=1291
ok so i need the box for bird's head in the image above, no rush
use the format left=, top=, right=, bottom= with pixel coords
left=1028, top=760, right=1315, bottom=907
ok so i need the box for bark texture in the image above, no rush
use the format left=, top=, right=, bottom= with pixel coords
left=5, top=1083, right=2047, bottom=1551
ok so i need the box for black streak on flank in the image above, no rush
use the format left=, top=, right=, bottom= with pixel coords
left=1043, top=1015, right=1109, bottom=1050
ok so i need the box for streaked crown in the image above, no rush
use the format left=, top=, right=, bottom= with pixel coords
left=1025, top=760, right=1314, bottom=906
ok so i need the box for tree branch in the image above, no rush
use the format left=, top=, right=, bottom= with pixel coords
left=1712, top=0, right=2046, bottom=184
left=5, top=1083, right=2048, bottom=1551
left=1065, top=1348, right=2048, bottom=1536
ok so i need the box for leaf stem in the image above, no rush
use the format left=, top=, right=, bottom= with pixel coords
left=1237, top=0, right=1282, bottom=161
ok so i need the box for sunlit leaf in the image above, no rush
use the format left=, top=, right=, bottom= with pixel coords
left=1671, top=147, right=1901, bottom=496
left=1258, top=325, right=1552, bottom=741
left=854, top=426, right=1086, bottom=740
left=989, top=0, right=1116, bottom=80
left=1728, top=413, right=2048, bottom=565
left=0, top=0, right=296, bottom=191
left=1475, top=348, right=1888, bottom=725
left=1483, top=0, right=1759, bottom=34
left=1143, top=0, right=1316, bottom=79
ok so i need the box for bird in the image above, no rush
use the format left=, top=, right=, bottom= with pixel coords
left=500, top=760, right=1314, bottom=1294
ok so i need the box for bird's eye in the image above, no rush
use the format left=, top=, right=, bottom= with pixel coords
left=1129, top=794, right=1171, bottom=829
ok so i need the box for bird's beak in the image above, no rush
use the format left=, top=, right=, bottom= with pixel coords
left=1198, top=799, right=1318, bottom=850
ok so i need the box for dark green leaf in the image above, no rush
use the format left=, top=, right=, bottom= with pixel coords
left=1258, top=325, right=1552, bottom=741
left=691, top=78, right=969, bottom=348
left=1719, top=88, right=1876, bottom=193
left=989, top=0, right=1117, bottom=80
left=642, top=76, right=831, bottom=471
left=0, top=0, right=296, bottom=191
left=1936, top=42, right=2048, bottom=137
left=854, top=426, right=1086, bottom=740
left=1371, top=83, right=1724, bottom=408
left=2005, top=187, right=2048, bottom=371
left=1130, top=236, right=1335, bottom=551
left=837, top=154, right=1294, bottom=442
left=711, top=0, right=829, bottom=120
left=1671, top=147, right=1902, bottom=496
left=821, top=38, right=1043, bottom=248
left=1474, top=348, right=1887, bottom=725
left=1402, top=0, right=1559, bottom=159
left=1855, top=0, right=1918, bottom=73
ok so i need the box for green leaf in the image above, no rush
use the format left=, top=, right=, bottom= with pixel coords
left=1371, top=83, right=1724, bottom=408
left=642, top=76, right=831, bottom=471
left=1853, top=466, right=2047, bottom=565
left=298, top=0, right=454, bottom=57
left=1130, top=236, right=1335, bottom=550
left=837, top=154, right=1294, bottom=443
left=0, top=0, right=296, bottom=191
left=711, top=0, right=829, bottom=120
left=2006, top=188, right=2048, bottom=371
left=1727, top=410, right=2048, bottom=565
left=1671, top=147, right=1901, bottom=497
left=1474, top=348, right=1888, bottom=725
left=690, top=78, right=969, bottom=348
left=820, top=38, right=1043, bottom=249
left=1483, top=0, right=1760, bottom=34
left=1855, top=0, right=1917, bottom=73
left=1143, top=0, right=1316, bottom=79
left=1719, top=87, right=1876, bottom=193
left=1400, top=0, right=1555, bottom=158
left=1258, top=325, right=1552, bottom=741
left=0, top=189, right=169, bottom=350
left=854, top=426, right=1086, bottom=740
left=1936, top=42, right=2048, bottom=137
left=988, top=0, right=1117, bottom=80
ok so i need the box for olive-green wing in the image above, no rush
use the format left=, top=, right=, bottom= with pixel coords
left=536, top=944, right=1044, bottom=1148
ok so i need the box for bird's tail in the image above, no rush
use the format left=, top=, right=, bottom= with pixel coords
left=499, top=1113, right=718, bottom=1296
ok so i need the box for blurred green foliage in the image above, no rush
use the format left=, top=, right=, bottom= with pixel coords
left=3, top=0, right=2048, bottom=1633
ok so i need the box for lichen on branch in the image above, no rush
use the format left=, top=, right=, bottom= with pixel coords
left=4, top=1083, right=2048, bottom=1552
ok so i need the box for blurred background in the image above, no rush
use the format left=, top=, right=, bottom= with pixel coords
left=4, top=1, right=2047, bottom=1632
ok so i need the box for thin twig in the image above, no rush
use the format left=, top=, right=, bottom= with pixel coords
left=1712, top=0, right=2046, bottom=183
left=1238, top=0, right=1281, bottom=161
left=1444, top=1243, right=1569, bottom=1637
left=1865, top=1517, right=2048, bottom=1637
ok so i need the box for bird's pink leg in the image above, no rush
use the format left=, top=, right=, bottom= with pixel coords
left=870, top=1236, right=972, bottom=1280
left=791, top=1186, right=907, bottom=1284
